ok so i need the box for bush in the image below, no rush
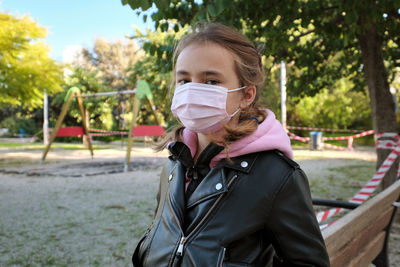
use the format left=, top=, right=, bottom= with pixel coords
left=288, top=78, right=372, bottom=130
left=0, top=117, right=39, bottom=136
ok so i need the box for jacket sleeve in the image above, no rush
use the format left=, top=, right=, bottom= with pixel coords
left=133, top=164, right=169, bottom=267
left=265, top=168, right=330, bottom=267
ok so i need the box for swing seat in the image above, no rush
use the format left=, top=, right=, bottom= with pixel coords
left=56, top=126, right=84, bottom=137
left=133, top=125, right=165, bottom=137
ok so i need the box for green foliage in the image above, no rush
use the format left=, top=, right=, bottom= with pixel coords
left=127, top=26, right=188, bottom=127
left=123, top=0, right=399, bottom=104
left=0, top=116, right=38, bottom=136
left=56, top=67, right=115, bottom=130
left=80, top=38, right=141, bottom=91
left=260, top=60, right=284, bottom=114
left=289, top=78, right=371, bottom=129
left=0, top=12, right=63, bottom=108
left=54, top=38, right=143, bottom=133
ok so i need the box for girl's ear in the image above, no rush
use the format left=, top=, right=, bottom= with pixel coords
left=240, top=85, right=257, bottom=108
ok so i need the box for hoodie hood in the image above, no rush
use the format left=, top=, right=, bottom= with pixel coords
left=182, top=109, right=293, bottom=167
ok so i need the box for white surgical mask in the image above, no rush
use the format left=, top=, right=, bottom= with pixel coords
left=171, top=82, right=245, bottom=133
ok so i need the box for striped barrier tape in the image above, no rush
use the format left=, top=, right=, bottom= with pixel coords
left=89, top=132, right=129, bottom=137
left=322, top=130, right=374, bottom=141
left=287, top=126, right=364, bottom=133
left=376, top=132, right=400, bottom=178
left=288, top=131, right=353, bottom=151
left=288, top=130, right=374, bottom=151
left=287, top=131, right=310, bottom=143
left=89, top=128, right=129, bottom=135
left=322, top=143, right=349, bottom=151
left=316, top=132, right=400, bottom=226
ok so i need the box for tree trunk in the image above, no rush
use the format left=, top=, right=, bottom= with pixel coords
left=358, top=25, right=399, bottom=189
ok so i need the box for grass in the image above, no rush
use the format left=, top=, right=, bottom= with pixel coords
left=308, top=162, right=376, bottom=200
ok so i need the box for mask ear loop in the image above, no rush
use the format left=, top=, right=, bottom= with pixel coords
left=227, top=86, right=247, bottom=93
left=228, top=108, right=241, bottom=118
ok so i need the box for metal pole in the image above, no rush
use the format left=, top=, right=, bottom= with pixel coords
left=280, top=61, right=287, bottom=130
left=81, top=89, right=136, bottom=98
left=124, top=95, right=140, bottom=172
left=43, top=90, right=49, bottom=145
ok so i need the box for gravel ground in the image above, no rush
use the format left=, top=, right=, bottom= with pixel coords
left=0, top=145, right=399, bottom=266
left=0, top=168, right=161, bottom=266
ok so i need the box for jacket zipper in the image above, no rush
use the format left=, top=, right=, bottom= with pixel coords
left=176, top=236, right=186, bottom=257
left=173, top=174, right=239, bottom=260
left=219, top=247, right=226, bottom=267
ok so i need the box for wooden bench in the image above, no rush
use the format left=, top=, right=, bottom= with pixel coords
left=313, top=180, right=400, bottom=267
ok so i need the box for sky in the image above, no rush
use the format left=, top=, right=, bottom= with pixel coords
left=1, top=0, right=155, bottom=61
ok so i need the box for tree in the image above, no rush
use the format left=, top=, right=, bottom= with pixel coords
left=123, top=0, right=400, bottom=188
left=64, top=38, right=143, bottom=130
left=0, top=12, right=63, bottom=109
left=54, top=67, right=114, bottom=130
left=292, top=78, right=371, bottom=130
left=79, top=38, right=142, bottom=91
left=127, top=26, right=188, bottom=127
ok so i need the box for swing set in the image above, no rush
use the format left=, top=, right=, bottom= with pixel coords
left=41, top=80, right=164, bottom=172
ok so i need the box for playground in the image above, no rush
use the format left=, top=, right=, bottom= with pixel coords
left=0, top=139, right=399, bottom=266
left=2, top=2, right=400, bottom=265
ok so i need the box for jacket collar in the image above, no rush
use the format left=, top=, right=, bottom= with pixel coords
left=166, top=151, right=260, bottom=231
left=219, top=152, right=259, bottom=174
left=186, top=153, right=260, bottom=208
left=186, top=167, right=227, bottom=208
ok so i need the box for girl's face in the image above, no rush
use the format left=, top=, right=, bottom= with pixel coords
left=175, top=43, right=244, bottom=127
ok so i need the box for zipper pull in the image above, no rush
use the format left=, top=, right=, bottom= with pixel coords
left=176, top=236, right=185, bottom=257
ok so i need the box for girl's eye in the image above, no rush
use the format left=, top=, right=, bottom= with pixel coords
left=206, top=79, right=219, bottom=85
left=177, top=79, right=190, bottom=85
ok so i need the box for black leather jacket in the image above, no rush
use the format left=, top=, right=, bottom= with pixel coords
left=132, top=148, right=330, bottom=266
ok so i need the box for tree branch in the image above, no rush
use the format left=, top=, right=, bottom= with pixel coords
left=292, top=29, right=316, bottom=43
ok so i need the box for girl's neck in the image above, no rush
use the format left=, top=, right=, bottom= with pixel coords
left=194, top=130, right=226, bottom=162
left=194, top=133, right=210, bottom=162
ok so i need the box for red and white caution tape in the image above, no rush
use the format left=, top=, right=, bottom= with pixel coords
left=288, top=130, right=374, bottom=151
left=322, top=143, right=349, bottom=151
left=321, top=130, right=374, bottom=141
left=88, top=128, right=129, bottom=136
left=287, top=126, right=363, bottom=133
left=354, top=129, right=375, bottom=138
left=316, top=132, right=400, bottom=225
left=287, top=131, right=310, bottom=143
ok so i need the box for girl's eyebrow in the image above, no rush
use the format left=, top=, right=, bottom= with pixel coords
left=203, top=70, right=223, bottom=77
left=176, top=70, right=224, bottom=77
left=176, top=70, right=189, bottom=76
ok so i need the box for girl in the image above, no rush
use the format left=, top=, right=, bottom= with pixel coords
left=132, top=23, right=330, bottom=267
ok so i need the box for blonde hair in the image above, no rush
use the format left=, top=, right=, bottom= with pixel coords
left=155, top=22, right=266, bottom=151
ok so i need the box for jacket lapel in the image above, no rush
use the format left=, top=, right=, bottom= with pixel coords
left=186, top=153, right=260, bottom=209
left=168, top=161, right=186, bottom=225
left=186, top=167, right=227, bottom=208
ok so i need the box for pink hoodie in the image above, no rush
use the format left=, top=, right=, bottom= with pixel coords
left=182, top=109, right=293, bottom=168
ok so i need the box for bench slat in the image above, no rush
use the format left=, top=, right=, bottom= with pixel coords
left=322, top=180, right=400, bottom=256
left=329, top=207, right=393, bottom=266
left=347, top=231, right=386, bottom=267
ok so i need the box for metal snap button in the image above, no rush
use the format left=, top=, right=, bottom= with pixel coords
left=215, top=183, right=222, bottom=190
left=241, top=161, right=248, bottom=168
left=168, top=174, right=173, bottom=181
